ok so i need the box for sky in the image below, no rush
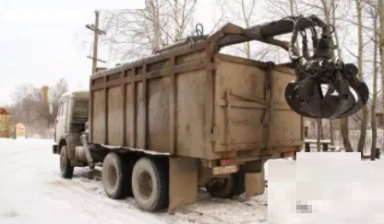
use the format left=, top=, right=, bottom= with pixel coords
left=0, top=0, right=146, bottom=105
left=0, top=0, right=218, bottom=106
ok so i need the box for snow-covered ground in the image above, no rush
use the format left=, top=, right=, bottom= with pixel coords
left=2, top=138, right=384, bottom=224
left=268, top=153, right=384, bottom=224
left=0, top=138, right=268, bottom=224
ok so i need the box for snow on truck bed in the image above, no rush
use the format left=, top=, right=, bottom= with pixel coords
left=0, top=138, right=268, bottom=224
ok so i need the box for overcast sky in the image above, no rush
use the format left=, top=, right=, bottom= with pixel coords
left=0, top=0, right=149, bottom=106
left=0, top=0, right=220, bottom=105
left=0, top=5, right=93, bottom=105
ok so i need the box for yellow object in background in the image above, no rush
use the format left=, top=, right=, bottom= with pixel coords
left=0, top=108, right=10, bottom=138
left=15, top=123, right=26, bottom=139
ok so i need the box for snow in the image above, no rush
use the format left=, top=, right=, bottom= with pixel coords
left=0, top=138, right=268, bottom=224
left=304, top=139, right=332, bottom=143
left=2, top=138, right=384, bottom=224
left=267, top=153, right=384, bottom=224
left=61, top=89, right=89, bottom=97
left=101, top=144, right=171, bottom=156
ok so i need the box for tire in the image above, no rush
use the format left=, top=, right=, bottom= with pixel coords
left=123, top=156, right=134, bottom=197
left=230, top=171, right=245, bottom=197
left=206, top=172, right=245, bottom=198
left=60, top=145, right=74, bottom=179
left=102, top=153, right=131, bottom=199
left=131, top=157, right=168, bottom=212
left=206, top=177, right=234, bottom=198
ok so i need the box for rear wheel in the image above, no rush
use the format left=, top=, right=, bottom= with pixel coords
left=230, top=172, right=246, bottom=197
left=131, top=157, right=168, bottom=212
left=206, top=172, right=245, bottom=198
left=102, top=152, right=131, bottom=199
left=60, top=145, right=74, bottom=179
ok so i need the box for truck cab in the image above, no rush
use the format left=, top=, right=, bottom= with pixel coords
left=52, top=91, right=89, bottom=155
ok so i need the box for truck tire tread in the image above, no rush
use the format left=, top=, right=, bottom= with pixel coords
left=206, top=171, right=245, bottom=198
left=206, top=177, right=234, bottom=198
left=132, top=157, right=168, bottom=212
left=229, top=171, right=245, bottom=197
left=102, top=152, right=130, bottom=199
left=60, top=145, right=74, bottom=179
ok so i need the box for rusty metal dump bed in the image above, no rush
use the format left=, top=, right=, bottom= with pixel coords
left=89, top=22, right=303, bottom=160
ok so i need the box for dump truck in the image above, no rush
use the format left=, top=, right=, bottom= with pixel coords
left=52, top=15, right=367, bottom=212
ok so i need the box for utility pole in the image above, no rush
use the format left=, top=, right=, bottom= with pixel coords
left=86, top=11, right=106, bottom=74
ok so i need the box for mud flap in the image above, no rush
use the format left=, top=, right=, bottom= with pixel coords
left=168, top=157, right=198, bottom=213
left=245, top=170, right=265, bottom=198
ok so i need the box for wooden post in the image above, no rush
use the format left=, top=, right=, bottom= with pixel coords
left=305, top=143, right=310, bottom=152
left=323, top=143, right=328, bottom=152
left=92, top=11, right=100, bottom=75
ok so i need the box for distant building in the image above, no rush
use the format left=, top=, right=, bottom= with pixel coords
left=0, top=107, right=10, bottom=138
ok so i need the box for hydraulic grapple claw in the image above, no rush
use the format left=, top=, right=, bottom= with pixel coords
left=283, top=16, right=368, bottom=119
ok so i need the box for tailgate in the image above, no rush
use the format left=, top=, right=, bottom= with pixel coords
left=214, top=55, right=303, bottom=153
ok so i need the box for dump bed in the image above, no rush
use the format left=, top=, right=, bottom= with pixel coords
left=90, top=40, right=303, bottom=161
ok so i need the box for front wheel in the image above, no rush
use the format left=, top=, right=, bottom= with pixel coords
left=60, top=145, right=74, bottom=179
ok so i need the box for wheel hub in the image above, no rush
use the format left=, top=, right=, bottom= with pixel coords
left=107, top=165, right=117, bottom=188
left=138, top=171, right=153, bottom=199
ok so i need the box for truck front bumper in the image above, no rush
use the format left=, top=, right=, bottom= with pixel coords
left=52, top=144, right=58, bottom=154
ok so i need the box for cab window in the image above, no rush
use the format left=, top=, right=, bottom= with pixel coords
left=61, top=101, right=68, bottom=116
left=57, top=100, right=68, bottom=117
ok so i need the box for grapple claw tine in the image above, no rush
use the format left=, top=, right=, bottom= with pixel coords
left=337, top=82, right=369, bottom=118
left=299, top=80, right=323, bottom=117
left=327, top=79, right=351, bottom=119
left=285, top=83, right=318, bottom=118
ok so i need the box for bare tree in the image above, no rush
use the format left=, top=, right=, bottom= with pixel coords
left=330, top=0, right=354, bottom=152
left=320, top=0, right=338, bottom=147
left=168, top=0, right=198, bottom=41
left=49, top=78, right=69, bottom=119
left=355, top=0, right=369, bottom=157
left=240, top=0, right=256, bottom=58
left=380, top=0, right=384, bottom=119
left=102, top=0, right=197, bottom=61
left=320, top=0, right=332, bottom=25
left=317, top=119, right=322, bottom=151
left=316, top=0, right=334, bottom=152
left=266, top=0, right=302, bottom=19
left=367, top=0, right=380, bottom=160
left=215, top=0, right=258, bottom=59
left=6, top=78, right=68, bottom=138
left=8, top=84, right=47, bottom=137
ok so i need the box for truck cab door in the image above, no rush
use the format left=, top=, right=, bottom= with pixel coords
left=55, top=99, right=69, bottom=143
